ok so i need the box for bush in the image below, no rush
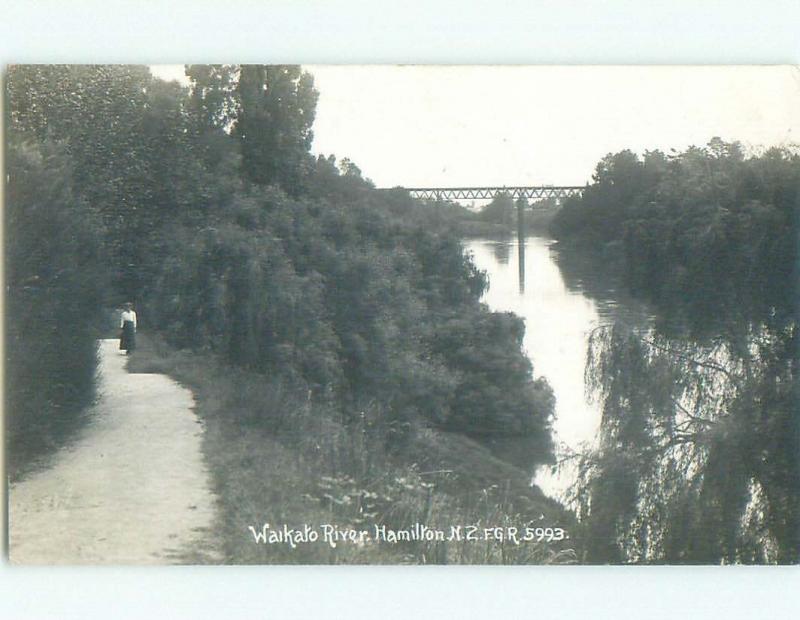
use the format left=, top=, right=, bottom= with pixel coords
left=5, top=137, right=106, bottom=478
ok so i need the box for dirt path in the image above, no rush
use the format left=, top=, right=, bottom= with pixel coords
left=8, top=339, right=219, bottom=564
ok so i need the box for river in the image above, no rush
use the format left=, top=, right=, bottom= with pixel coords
left=464, top=235, right=654, bottom=500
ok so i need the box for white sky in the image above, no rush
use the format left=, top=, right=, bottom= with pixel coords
left=151, top=65, right=800, bottom=187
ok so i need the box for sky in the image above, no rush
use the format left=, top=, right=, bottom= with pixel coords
left=150, top=65, right=800, bottom=188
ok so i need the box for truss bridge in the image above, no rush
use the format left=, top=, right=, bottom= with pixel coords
left=389, top=185, right=584, bottom=202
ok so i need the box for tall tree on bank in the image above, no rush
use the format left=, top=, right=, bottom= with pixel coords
left=185, top=64, right=239, bottom=132
left=233, top=65, right=318, bottom=194
left=5, top=65, right=205, bottom=299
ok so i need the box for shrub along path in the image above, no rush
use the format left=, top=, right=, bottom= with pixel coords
left=8, top=339, right=219, bottom=564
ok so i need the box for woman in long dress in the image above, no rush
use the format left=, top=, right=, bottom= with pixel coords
left=119, top=302, right=137, bottom=354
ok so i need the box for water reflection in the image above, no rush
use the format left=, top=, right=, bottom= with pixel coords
left=491, top=241, right=510, bottom=265
left=465, top=236, right=652, bottom=498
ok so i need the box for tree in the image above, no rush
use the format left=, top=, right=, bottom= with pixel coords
left=574, top=322, right=798, bottom=564
left=233, top=65, right=318, bottom=193
left=185, top=64, right=239, bottom=132
left=478, top=192, right=515, bottom=227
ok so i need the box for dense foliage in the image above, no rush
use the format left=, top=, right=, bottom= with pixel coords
left=552, top=141, right=799, bottom=564
left=5, top=65, right=555, bottom=478
left=5, top=136, right=106, bottom=472
left=477, top=193, right=516, bottom=228
left=552, top=140, right=798, bottom=329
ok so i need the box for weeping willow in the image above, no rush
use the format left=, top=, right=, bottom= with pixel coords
left=571, top=319, right=798, bottom=564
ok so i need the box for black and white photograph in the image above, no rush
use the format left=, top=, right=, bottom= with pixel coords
left=4, top=63, right=799, bottom=568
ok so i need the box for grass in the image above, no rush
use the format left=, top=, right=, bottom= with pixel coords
left=128, top=331, right=576, bottom=564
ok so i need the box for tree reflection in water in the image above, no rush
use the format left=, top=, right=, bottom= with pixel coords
left=572, top=316, right=797, bottom=564
left=490, top=239, right=511, bottom=265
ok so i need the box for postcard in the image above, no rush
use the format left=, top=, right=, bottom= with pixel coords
left=6, top=65, right=799, bottom=565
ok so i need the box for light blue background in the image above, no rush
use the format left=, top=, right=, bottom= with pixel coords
left=2, top=2, right=798, bottom=618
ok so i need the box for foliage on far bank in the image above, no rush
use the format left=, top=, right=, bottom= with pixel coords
left=456, top=192, right=561, bottom=237
left=551, top=140, right=799, bottom=328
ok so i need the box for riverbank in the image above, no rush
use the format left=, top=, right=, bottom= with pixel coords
left=128, top=332, right=575, bottom=564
